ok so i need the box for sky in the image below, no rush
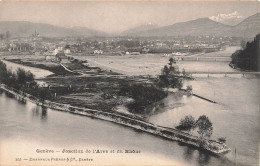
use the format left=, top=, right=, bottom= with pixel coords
left=0, top=1, right=259, bottom=33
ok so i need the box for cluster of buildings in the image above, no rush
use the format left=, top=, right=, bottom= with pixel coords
left=0, top=33, right=242, bottom=58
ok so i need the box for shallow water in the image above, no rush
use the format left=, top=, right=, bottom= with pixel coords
left=1, top=60, right=53, bottom=78
left=147, top=77, right=260, bottom=166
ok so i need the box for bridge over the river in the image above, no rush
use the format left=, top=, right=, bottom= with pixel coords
left=186, top=71, right=260, bottom=77
left=177, top=57, right=231, bottom=62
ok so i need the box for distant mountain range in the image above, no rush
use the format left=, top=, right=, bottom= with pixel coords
left=125, top=13, right=260, bottom=38
left=0, top=13, right=259, bottom=38
left=0, top=21, right=106, bottom=37
left=121, top=23, right=159, bottom=35
left=129, top=17, right=231, bottom=37
left=230, top=12, right=260, bottom=38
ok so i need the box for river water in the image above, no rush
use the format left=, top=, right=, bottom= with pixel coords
left=1, top=60, right=53, bottom=78
left=0, top=47, right=259, bottom=166
left=0, top=90, right=248, bottom=166
left=147, top=76, right=260, bottom=166
left=146, top=48, right=260, bottom=166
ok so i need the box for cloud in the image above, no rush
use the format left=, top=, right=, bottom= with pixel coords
left=209, top=11, right=244, bottom=22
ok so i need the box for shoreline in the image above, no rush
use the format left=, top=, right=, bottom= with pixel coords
left=0, top=83, right=231, bottom=155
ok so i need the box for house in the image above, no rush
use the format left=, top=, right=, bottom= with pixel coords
left=53, top=48, right=59, bottom=55
left=56, top=52, right=69, bottom=63
left=8, top=43, right=30, bottom=52
left=64, top=49, right=70, bottom=54
left=45, top=54, right=55, bottom=61
left=58, top=47, right=63, bottom=51
left=94, top=50, right=103, bottom=54
left=141, top=47, right=150, bottom=54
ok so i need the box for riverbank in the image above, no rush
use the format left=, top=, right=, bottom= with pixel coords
left=0, top=84, right=231, bottom=155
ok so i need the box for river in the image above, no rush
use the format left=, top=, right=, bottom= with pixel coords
left=1, top=60, right=53, bottom=78
left=147, top=76, right=260, bottom=166
left=146, top=54, right=260, bottom=165
left=0, top=47, right=259, bottom=166
left=0, top=90, right=247, bottom=166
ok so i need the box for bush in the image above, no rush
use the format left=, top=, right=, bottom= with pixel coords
left=176, top=115, right=196, bottom=131
left=218, top=137, right=226, bottom=143
left=186, top=85, right=193, bottom=92
left=0, top=61, right=35, bottom=89
left=38, top=88, right=52, bottom=102
left=197, top=137, right=209, bottom=148
left=16, top=68, right=34, bottom=85
left=119, top=84, right=167, bottom=114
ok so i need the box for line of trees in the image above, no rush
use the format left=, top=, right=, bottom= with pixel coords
left=0, top=60, right=51, bottom=102
left=0, top=61, right=34, bottom=89
left=231, top=34, right=260, bottom=71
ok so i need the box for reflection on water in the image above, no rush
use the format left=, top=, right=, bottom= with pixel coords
left=41, top=107, right=48, bottom=120
left=31, top=106, right=48, bottom=121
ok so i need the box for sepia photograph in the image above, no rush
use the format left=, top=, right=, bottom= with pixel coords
left=0, top=0, right=259, bottom=166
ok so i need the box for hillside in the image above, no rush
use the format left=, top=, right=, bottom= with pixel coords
left=125, top=18, right=232, bottom=37
left=123, top=13, right=260, bottom=38
left=0, top=21, right=106, bottom=37
left=1, top=13, right=259, bottom=38
left=122, top=24, right=159, bottom=35
left=231, top=13, right=260, bottom=38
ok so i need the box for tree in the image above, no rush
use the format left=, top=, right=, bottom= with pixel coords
left=176, top=115, right=196, bottom=131
left=230, top=34, right=260, bottom=71
left=157, top=58, right=183, bottom=89
left=16, top=68, right=34, bottom=85
left=0, top=61, right=7, bottom=83
left=218, top=137, right=226, bottom=143
left=168, top=75, right=183, bottom=89
left=240, top=40, right=247, bottom=49
left=196, top=115, right=213, bottom=139
left=6, top=70, right=19, bottom=89
left=186, top=85, right=193, bottom=92
left=38, top=88, right=52, bottom=102
left=64, top=44, right=70, bottom=49
left=163, top=65, right=170, bottom=76
left=169, top=57, right=176, bottom=66
left=120, top=84, right=167, bottom=114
